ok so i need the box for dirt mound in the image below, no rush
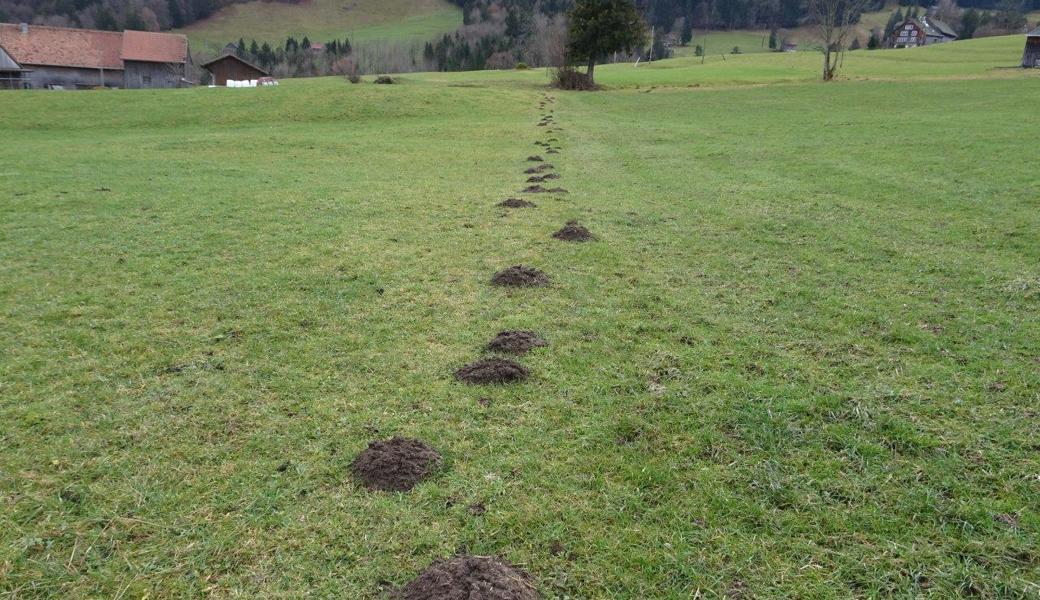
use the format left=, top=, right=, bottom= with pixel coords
left=351, top=437, right=441, bottom=492
left=399, top=555, right=539, bottom=600
left=486, top=331, right=548, bottom=354
left=546, top=149, right=560, bottom=154
left=374, top=75, right=396, bottom=84
left=491, top=265, right=550, bottom=287
left=498, top=198, right=536, bottom=208
left=526, top=173, right=561, bottom=183
left=523, top=164, right=554, bottom=174
left=552, top=221, right=593, bottom=242
left=521, top=185, right=567, bottom=194
left=526, top=155, right=544, bottom=162
left=455, top=358, right=530, bottom=384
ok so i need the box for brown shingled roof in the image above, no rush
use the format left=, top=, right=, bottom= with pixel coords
left=121, top=29, right=187, bottom=64
left=0, top=23, right=123, bottom=70
left=0, top=24, right=188, bottom=70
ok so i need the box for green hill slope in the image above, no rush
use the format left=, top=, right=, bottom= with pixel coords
left=178, top=0, right=463, bottom=54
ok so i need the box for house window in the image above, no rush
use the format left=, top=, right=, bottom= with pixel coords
left=143, top=75, right=151, bottom=85
left=904, top=24, right=913, bottom=30
left=910, top=31, right=917, bottom=37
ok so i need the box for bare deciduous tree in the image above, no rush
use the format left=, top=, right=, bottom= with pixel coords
left=808, top=0, right=871, bottom=80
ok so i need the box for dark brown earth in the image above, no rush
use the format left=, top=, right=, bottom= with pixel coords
left=546, top=149, right=560, bottom=154
left=552, top=221, right=593, bottom=242
left=526, top=155, right=544, bottom=162
left=351, top=437, right=441, bottom=492
left=526, top=173, right=561, bottom=183
left=486, top=331, right=548, bottom=354
left=491, top=265, right=550, bottom=287
left=399, top=556, right=540, bottom=600
left=521, top=185, right=567, bottom=194
left=523, top=164, right=554, bottom=174
left=497, top=198, right=536, bottom=208
left=455, top=357, right=530, bottom=384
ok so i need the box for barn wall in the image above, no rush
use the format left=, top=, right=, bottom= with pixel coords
left=124, top=61, right=183, bottom=89
left=207, top=58, right=266, bottom=86
left=24, top=66, right=123, bottom=89
left=1024, top=38, right=1040, bottom=68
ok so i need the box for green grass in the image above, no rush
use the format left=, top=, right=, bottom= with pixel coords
left=1, top=40, right=1039, bottom=598
left=178, top=0, right=463, bottom=54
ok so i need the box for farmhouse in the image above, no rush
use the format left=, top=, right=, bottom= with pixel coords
left=888, top=17, right=957, bottom=48
left=1024, top=27, right=1040, bottom=68
left=201, top=53, right=269, bottom=86
left=0, top=23, right=189, bottom=89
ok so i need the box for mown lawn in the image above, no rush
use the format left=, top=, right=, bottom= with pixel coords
left=0, top=44, right=1038, bottom=598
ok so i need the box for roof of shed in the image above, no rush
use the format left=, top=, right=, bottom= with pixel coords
left=200, top=53, right=270, bottom=75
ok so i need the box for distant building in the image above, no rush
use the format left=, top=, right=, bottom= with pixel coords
left=782, top=41, right=798, bottom=52
left=0, top=23, right=189, bottom=89
left=201, top=53, right=269, bottom=86
left=888, top=17, right=957, bottom=48
left=1024, top=27, right=1040, bottom=68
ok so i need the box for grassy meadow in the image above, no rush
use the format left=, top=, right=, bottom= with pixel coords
left=177, top=0, right=462, bottom=54
left=1, top=37, right=1039, bottom=598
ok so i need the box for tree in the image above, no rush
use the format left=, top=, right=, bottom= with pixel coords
left=769, top=26, right=778, bottom=49
left=884, top=9, right=904, bottom=39
left=867, top=28, right=881, bottom=48
left=566, top=0, right=647, bottom=84
left=959, top=8, right=980, bottom=38
left=808, top=0, right=871, bottom=81
left=168, top=0, right=184, bottom=28
left=680, top=17, right=694, bottom=46
left=95, top=5, right=118, bottom=30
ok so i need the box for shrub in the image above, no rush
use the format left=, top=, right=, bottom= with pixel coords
left=516, top=62, right=530, bottom=70
left=551, top=66, right=597, bottom=91
left=374, top=75, right=395, bottom=84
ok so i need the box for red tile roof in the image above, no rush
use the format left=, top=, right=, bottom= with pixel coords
left=121, top=30, right=187, bottom=64
left=0, top=24, right=187, bottom=70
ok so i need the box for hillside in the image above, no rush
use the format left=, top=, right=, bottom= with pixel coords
left=1, top=39, right=1039, bottom=598
left=177, top=0, right=463, bottom=54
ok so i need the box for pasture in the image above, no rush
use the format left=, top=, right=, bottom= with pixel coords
left=1, top=37, right=1038, bottom=598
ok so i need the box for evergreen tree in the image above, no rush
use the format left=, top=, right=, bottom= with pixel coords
left=680, top=17, right=693, bottom=46
left=95, top=5, right=118, bottom=30
left=167, top=0, right=184, bottom=28
left=302, top=36, right=311, bottom=50
left=124, top=8, right=146, bottom=30
left=959, top=8, right=980, bottom=38
left=250, top=39, right=260, bottom=57
left=567, top=0, right=647, bottom=84
left=884, top=9, right=903, bottom=38
left=849, top=37, right=861, bottom=49
left=769, top=26, right=778, bottom=49
left=237, top=38, right=247, bottom=58
left=867, top=29, right=881, bottom=48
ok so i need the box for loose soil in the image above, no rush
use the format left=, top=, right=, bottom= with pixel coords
left=492, top=265, right=550, bottom=287
left=552, top=221, right=594, bottom=242
left=399, top=555, right=540, bottom=600
left=455, top=357, right=530, bottom=384
left=351, top=437, right=441, bottom=492
left=526, top=174, right=561, bottom=183
left=497, top=198, right=536, bottom=208
left=486, top=330, right=548, bottom=354
left=523, top=164, right=554, bottom=174
left=521, top=185, right=567, bottom=194
left=526, top=156, right=543, bottom=162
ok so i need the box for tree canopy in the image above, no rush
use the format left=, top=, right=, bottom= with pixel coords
left=567, top=0, right=647, bottom=82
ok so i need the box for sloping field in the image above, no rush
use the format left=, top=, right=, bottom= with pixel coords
left=178, top=0, right=462, bottom=54
left=0, top=40, right=1038, bottom=598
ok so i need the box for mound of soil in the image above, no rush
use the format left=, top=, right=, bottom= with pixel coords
left=491, top=265, right=550, bottom=287
left=374, top=75, right=396, bottom=84
left=486, top=331, right=548, bottom=354
left=399, top=556, right=540, bottom=600
left=523, top=164, right=554, bottom=174
left=521, top=185, right=567, bottom=194
left=351, top=437, right=441, bottom=492
left=455, top=358, right=530, bottom=384
left=546, top=149, right=560, bottom=154
left=552, top=221, right=594, bottom=242
left=526, top=174, right=561, bottom=183
left=526, top=155, right=544, bottom=162
left=498, top=198, right=536, bottom=208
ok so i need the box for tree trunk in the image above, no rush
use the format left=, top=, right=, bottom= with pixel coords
left=587, top=58, right=596, bottom=85
left=822, top=48, right=833, bottom=81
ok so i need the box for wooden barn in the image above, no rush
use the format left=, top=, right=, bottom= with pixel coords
left=888, top=17, right=957, bottom=48
left=0, top=23, right=189, bottom=90
left=201, top=54, right=269, bottom=86
left=1024, top=27, right=1040, bottom=68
